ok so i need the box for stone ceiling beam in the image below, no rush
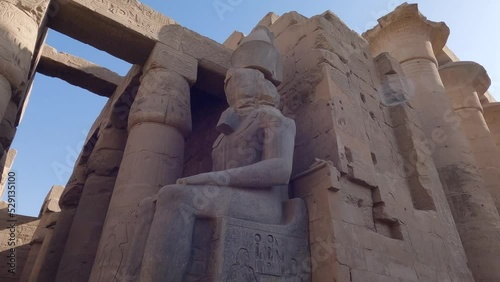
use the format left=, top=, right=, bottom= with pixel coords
left=37, top=45, right=123, bottom=97
left=48, top=0, right=232, bottom=97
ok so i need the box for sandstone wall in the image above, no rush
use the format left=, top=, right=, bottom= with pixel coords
left=0, top=202, right=39, bottom=282
left=260, top=11, right=473, bottom=281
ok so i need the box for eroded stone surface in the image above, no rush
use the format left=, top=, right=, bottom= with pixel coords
left=3, top=1, right=500, bottom=282
left=365, top=3, right=500, bottom=281
left=123, top=27, right=310, bottom=282
left=37, top=45, right=123, bottom=97
left=440, top=61, right=500, bottom=214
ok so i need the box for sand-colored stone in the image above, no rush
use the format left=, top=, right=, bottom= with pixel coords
left=436, top=46, right=496, bottom=105
left=484, top=102, right=500, bottom=149
left=0, top=101, right=19, bottom=150
left=0, top=202, right=40, bottom=282
left=90, top=55, right=194, bottom=280
left=0, top=149, right=16, bottom=198
left=0, top=75, right=12, bottom=122
left=3, top=1, right=500, bottom=281
left=123, top=29, right=309, bottom=281
left=364, top=3, right=500, bottom=281
left=223, top=31, right=245, bottom=50
left=33, top=165, right=86, bottom=282
left=37, top=45, right=123, bottom=97
left=255, top=12, right=280, bottom=29
left=48, top=0, right=232, bottom=97
left=19, top=185, right=63, bottom=282
left=54, top=128, right=126, bottom=282
left=0, top=0, right=49, bottom=91
left=440, top=61, right=500, bottom=214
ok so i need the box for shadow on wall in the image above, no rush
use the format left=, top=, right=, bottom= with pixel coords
left=0, top=206, right=40, bottom=282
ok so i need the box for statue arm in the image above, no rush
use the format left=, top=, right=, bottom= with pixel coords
left=177, top=118, right=296, bottom=188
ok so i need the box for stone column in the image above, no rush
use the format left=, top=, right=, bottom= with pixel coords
left=19, top=185, right=63, bottom=282
left=54, top=123, right=127, bottom=282
left=0, top=101, right=18, bottom=159
left=440, top=62, right=500, bottom=213
left=0, top=149, right=16, bottom=198
left=0, top=76, right=11, bottom=121
left=0, top=0, right=49, bottom=122
left=484, top=102, right=500, bottom=150
left=34, top=166, right=86, bottom=282
left=89, top=45, right=197, bottom=282
left=363, top=4, right=500, bottom=281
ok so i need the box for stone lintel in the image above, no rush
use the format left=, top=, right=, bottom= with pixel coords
left=144, top=43, right=198, bottom=85
left=440, top=61, right=491, bottom=95
left=49, top=0, right=176, bottom=65
left=363, top=3, right=449, bottom=63
left=49, top=0, right=232, bottom=97
left=37, top=45, right=123, bottom=97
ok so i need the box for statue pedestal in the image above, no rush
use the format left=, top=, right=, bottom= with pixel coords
left=185, top=199, right=311, bottom=281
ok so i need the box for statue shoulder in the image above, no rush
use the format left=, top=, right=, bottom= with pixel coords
left=256, top=107, right=296, bottom=131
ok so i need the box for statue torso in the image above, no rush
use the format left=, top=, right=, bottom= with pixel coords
left=212, top=107, right=285, bottom=171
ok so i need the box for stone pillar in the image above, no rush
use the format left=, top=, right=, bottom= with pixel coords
left=363, top=4, right=500, bottom=281
left=54, top=123, right=127, bottom=282
left=0, top=101, right=18, bottom=156
left=484, top=102, right=500, bottom=150
left=0, top=0, right=48, bottom=84
left=19, top=185, right=63, bottom=282
left=34, top=166, right=86, bottom=282
left=0, top=149, right=16, bottom=198
left=440, top=62, right=500, bottom=213
left=0, top=0, right=49, bottom=172
left=90, top=45, right=197, bottom=281
left=0, top=76, right=11, bottom=121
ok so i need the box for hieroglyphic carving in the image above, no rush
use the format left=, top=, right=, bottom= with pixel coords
left=226, top=249, right=257, bottom=282
left=0, top=1, right=40, bottom=87
left=88, top=0, right=176, bottom=38
left=223, top=222, right=310, bottom=281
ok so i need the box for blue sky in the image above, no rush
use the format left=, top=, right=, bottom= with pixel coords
left=5, top=0, right=499, bottom=216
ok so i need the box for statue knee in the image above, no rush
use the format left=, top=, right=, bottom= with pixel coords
left=157, top=184, right=191, bottom=207
left=138, top=197, right=156, bottom=215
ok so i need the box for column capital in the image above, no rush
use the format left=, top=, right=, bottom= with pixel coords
left=439, top=62, right=490, bottom=111
left=144, top=42, right=198, bottom=85
left=129, top=68, right=192, bottom=136
left=363, top=3, right=449, bottom=64
left=59, top=165, right=86, bottom=209
left=439, top=61, right=491, bottom=94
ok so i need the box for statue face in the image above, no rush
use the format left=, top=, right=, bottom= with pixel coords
left=224, top=68, right=260, bottom=111
left=224, top=68, right=280, bottom=111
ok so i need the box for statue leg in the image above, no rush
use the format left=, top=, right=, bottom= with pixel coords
left=140, top=185, right=217, bottom=282
left=123, top=196, right=156, bottom=282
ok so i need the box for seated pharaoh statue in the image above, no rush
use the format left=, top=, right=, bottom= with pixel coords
left=125, top=27, right=311, bottom=282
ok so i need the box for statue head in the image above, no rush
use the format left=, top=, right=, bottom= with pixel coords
left=224, top=68, right=280, bottom=113
left=236, top=248, right=250, bottom=266
left=230, top=26, right=283, bottom=86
